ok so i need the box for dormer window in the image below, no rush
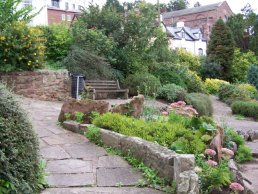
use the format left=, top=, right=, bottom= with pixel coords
left=51, top=0, right=59, bottom=8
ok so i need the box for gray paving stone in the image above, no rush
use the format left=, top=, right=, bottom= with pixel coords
left=40, top=145, right=71, bottom=160
left=98, top=156, right=130, bottom=168
left=63, top=143, right=107, bottom=159
left=97, top=167, right=143, bottom=187
left=47, top=173, right=95, bottom=187
left=246, top=141, right=258, bottom=158
left=35, top=128, right=54, bottom=138
left=39, top=139, right=49, bottom=148
left=46, top=159, right=93, bottom=174
left=42, top=133, right=88, bottom=145
left=41, top=187, right=164, bottom=194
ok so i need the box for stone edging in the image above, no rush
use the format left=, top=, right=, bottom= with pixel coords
left=62, top=120, right=199, bottom=194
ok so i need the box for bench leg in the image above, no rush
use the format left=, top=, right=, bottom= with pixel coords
left=125, top=90, right=129, bottom=99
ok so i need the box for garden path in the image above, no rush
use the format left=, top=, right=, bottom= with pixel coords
left=211, top=95, right=258, bottom=193
left=21, top=98, right=164, bottom=194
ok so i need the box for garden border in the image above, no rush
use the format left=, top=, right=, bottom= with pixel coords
left=62, top=120, right=199, bottom=194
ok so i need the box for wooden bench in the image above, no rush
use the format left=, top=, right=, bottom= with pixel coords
left=85, top=80, right=129, bottom=100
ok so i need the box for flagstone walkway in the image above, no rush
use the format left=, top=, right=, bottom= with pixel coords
left=21, top=98, right=163, bottom=194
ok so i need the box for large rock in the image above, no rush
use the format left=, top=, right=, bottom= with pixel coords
left=177, top=170, right=199, bottom=194
left=111, top=95, right=144, bottom=118
left=58, top=99, right=109, bottom=123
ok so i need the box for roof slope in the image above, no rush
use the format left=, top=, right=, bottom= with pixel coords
left=162, top=1, right=223, bottom=19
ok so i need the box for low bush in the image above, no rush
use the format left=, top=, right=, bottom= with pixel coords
left=247, top=64, right=258, bottom=90
left=218, top=84, right=251, bottom=105
left=204, top=78, right=229, bottom=95
left=0, top=21, right=45, bottom=72
left=184, top=70, right=206, bottom=93
left=200, top=61, right=223, bottom=80
left=93, top=112, right=206, bottom=154
left=0, top=84, right=42, bottom=193
left=231, top=101, right=258, bottom=120
left=185, top=93, right=213, bottom=116
left=124, top=72, right=161, bottom=97
left=224, top=126, right=252, bottom=163
left=237, top=83, right=258, bottom=99
left=157, top=84, right=186, bottom=102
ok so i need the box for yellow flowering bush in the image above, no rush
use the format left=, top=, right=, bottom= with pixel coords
left=0, top=21, right=45, bottom=72
left=205, top=78, right=229, bottom=95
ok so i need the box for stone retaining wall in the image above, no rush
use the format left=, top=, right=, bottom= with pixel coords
left=0, top=70, right=70, bottom=101
left=63, top=121, right=199, bottom=194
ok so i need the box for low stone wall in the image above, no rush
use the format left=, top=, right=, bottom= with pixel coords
left=63, top=121, right=199, bottom=194
left=0, top=70, right=71, bottom=101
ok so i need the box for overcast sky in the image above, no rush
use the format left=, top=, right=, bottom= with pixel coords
left=91, top=0, right=258, bottom=14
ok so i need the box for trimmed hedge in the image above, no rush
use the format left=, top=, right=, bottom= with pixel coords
left=157, top=83, right=186, bottom=102
left=185, top=93, right=213, bottom=116
left=0, top=84, right=41, bottom=193
left=231, top=101, right=258, bottom=120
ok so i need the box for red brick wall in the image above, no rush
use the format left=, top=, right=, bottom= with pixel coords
left=163, top=1, right=233, bottom=39
left=48, top=8, right=78, bottom=26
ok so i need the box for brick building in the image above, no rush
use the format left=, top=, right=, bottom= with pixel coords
left=19, top=0, right=87, bottom=26
left=161, top=1, right=233, bottom=39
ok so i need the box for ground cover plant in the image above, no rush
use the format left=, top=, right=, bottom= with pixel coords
left=231, top=101, right=258, bottom=120
left=0, top=84, right=45, bottom=193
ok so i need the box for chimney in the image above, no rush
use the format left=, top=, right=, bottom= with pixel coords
left=177, top=21, right=184, bottom=28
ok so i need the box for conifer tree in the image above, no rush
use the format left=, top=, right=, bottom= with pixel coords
left=207, top=19, right=235, bottom=81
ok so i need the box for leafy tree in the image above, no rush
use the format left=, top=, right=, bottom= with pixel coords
left=167, top=0, right=189, bottom=11
left=231, top=48, right=258, bottom=82
left=104, top=0, right=124, bottom=13
left=207, top=19, right=235, bottom=81
left=226, top=4, right=257, bottom=52
left=249, top=14, right=258, bottom=55
left=0, top=0, right=36, bottom=29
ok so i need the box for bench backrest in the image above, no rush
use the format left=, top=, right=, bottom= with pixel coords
left=85, top=80, right=120, bottom=90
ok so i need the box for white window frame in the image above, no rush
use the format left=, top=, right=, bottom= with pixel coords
left=67, top=15, right=72, bottom=22
left=61, top=14, right=66, bottom=21
left=23, top=0, right=32, bottom=7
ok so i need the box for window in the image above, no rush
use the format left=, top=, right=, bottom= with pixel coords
left=67, top=15, right=71, bottom=21
left=198, top=48, right=203, bottom=56
left=65, top=2, right=69, bottom=10
left=23, top=0, right=32, bottom=7
left=61, top=14, right=66, bottom=21
left=78, top=5, right=84, bottom=10
left=223, top=15, right=228, bottom=22
left=51, top=0, right=59, bottom=8
left=73, top=4, right=75, bottom=9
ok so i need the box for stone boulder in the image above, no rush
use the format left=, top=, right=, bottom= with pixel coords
left=111, top=95, right=144, bottom=118
left=58, top=99, right=109, bottom=123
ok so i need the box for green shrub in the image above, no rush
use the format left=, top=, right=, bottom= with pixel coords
left=0, top=84, right=41, bottom=193
left=150, top=63, right=205, bottom=93
left=157, top=84, right=186, bottom=102
left=218, top=84, right=251, bottom=105
left=177, top=48, right=201, bottom=72
left=0, top=21, right=45, bottom=72
left=204, top=78, right=229, bottom=95
left=200, top=61, right=223, bottom=80
left=93, top=112, right=206, bottom=154
left=236, top=83, right=258, bottom=99
left=185, top=93, right=213, bottom=116
left=41, top=23, right=72, bottom=63
left=231, top=101, right=258, bottom=120
left=196, top=156, right=232, bottom=193
left=124, top=72, right=161, bottom=97
left=85, top=125, right=103, bottom=146
left=247, top=64, right=258, bottom=90
left=235, top=145, right=253, bottom=163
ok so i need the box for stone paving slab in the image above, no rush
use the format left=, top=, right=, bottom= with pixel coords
left=39, top=139, right=49, bottom=148
left=46, top=159, right=93, bottom=174
left=98, top=156, right=130, bottom=168
left=63, top=143, right=107, bottom=159
left=41, top=187, right=164, bottom=194
left=47, top=173, right=95, bottom=187
left=246, top=141, right=258, bottom=158
left=40, top=145, right=71, bottom=160
left=42, top=133, right=88, bottom=145
left=97, top=167, right=143, bottom=187
left=36, top=128, right=55, bottom=138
